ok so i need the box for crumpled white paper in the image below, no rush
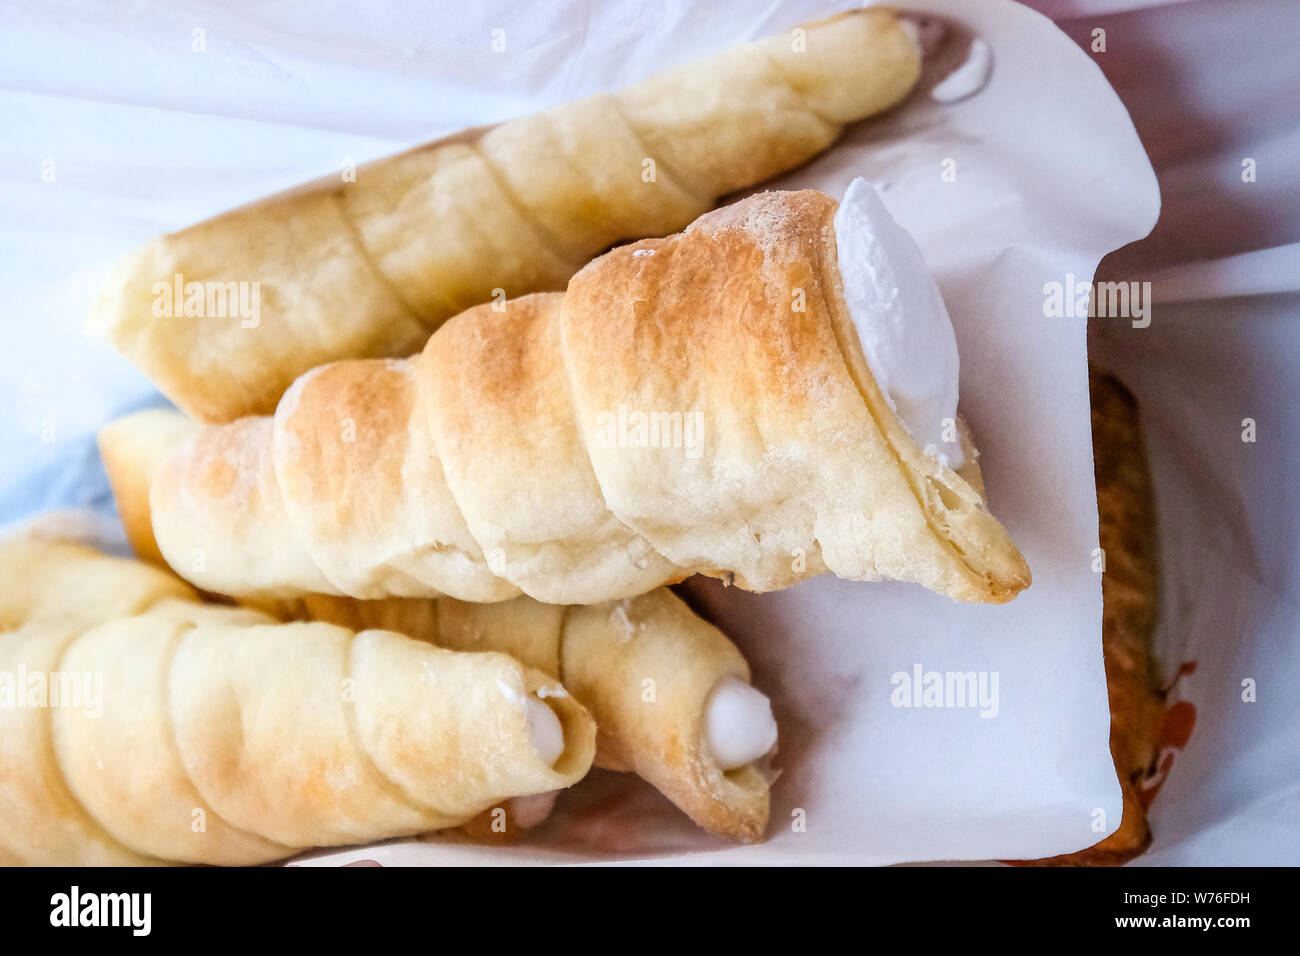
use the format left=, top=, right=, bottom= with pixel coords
left=0, top=0, right=1164, bottom=865
left=1089, top=276, right=1300, bottom=868
left=1037, top=0, right=1300, bottom=867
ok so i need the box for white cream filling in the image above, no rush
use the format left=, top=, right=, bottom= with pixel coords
left=833, top=177, right=964, bottom=468
left=931, top=38, right=993, bottom=104
left=498, top=680, right=565, bottom=767
left=704, top=676, right=778, bottom=771
left=525, top=698, right=565, bottom=767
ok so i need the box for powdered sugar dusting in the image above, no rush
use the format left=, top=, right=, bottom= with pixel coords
left=689, top=190, right=831, bottom=303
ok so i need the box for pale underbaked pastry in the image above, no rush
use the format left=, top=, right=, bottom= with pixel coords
left=146, top=189, right=1030, bottom=607
left=1013, top=368, right=1165, bottom=866
left=88, top=8, right=922, bottom=423
left=100, top=408, right=778, bottom=843
left=0, top=534, right=595, bottom=865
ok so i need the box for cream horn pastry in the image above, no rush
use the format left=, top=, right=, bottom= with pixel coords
left=0, top=535, right=595, bottom=866
left=144, top=183, right=1030, bottom=606
left=433, top=591, right=776, bottom=843
left=88, top=9, right=922, bottom=423
left=99, top=409, right=779, bottom=842
left=313, top=591, right=778, bottom=843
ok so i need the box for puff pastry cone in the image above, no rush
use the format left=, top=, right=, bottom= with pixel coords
left=145, top=189, right=1030, bottom=610
left=88, top=8, right=923, bottom=423
left=0, top=533, right=596, bottom=866
left=100, top=410, right=778, bottom=843
left=1012, top=369, right=1165, bottom=866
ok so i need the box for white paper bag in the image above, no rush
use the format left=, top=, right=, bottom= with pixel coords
left=0, top=0, right=1166, bottom=864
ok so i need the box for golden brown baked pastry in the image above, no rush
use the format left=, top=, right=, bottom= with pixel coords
left=88, top=9, right=922, bottom=423
left=0, top=535, right=595, bottom=865
left=1013, top=368, right=1164, bottom=866
left=100, top=409, right=775, bottom=842
left=144, top=190, right=1029, bottom=608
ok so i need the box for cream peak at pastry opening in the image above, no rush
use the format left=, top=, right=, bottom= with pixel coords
left=834, top=177, right=964, bottom=468
left=705, top=676, right=778, bottom=771
left=525, top=697, right=565, bottom=767
left=497, top=680, right=566, bottom=766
